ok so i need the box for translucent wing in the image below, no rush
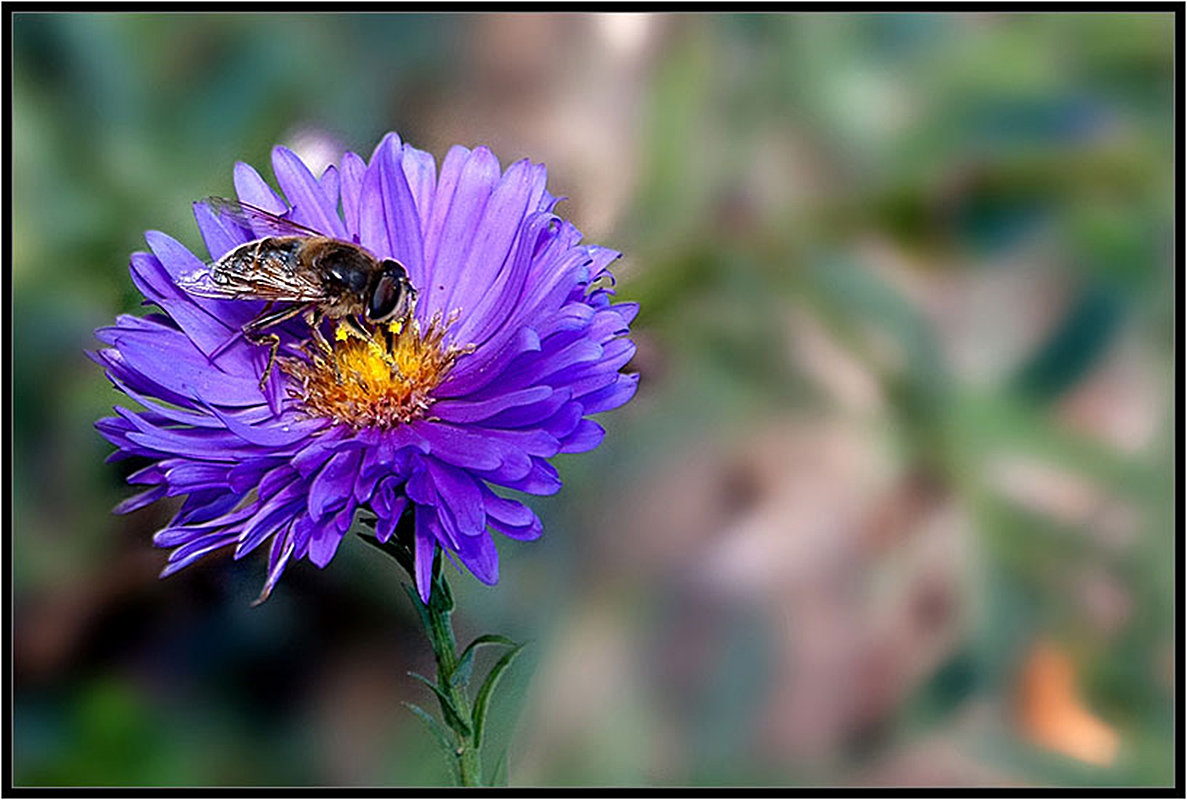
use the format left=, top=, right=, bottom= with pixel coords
left=175, top=268, right=231, bottom=298
left=176, top=236, right=330, bottom=303
left=203, top=196, right=330, bottom=239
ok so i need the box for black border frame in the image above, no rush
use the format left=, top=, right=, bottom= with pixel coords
left=2, top=5, right=1181, bottom=797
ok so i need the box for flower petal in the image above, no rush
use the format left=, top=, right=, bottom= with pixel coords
left=421, top=144, right=470, bottom=286
left=340, top=150, right=367, bottom=242
left=455, top=532, right=499, bottom=585
left=193, top=200, right=250, bottom=261
left=374, top=133, right=425, bottom=283
left=438, top=325, right=541, bottom=398
left=207, top=405, right=328, bottom=447
left=432, top=386, right=553, bottom=424
left=414, top=508, right=439, bottom=602
left=401, top=143, right=438, bottom=236
left=480, top=485, right=536, bottom=528
left=104, top=322, right=264, bottom=407
left=413, top=421, right=508, bottom=472
left=487, top=458, right=562, bottom=496
left=357, top=155, right=392, bottom=260
left=374, top=483, right=408, bottom=544
left=578, top=372, right=639, bottom=414
left=308, top=513, right=348, bottom=568
left=420, top=146, right=500, bottom=318
left=559, top=419, right=605, bottom=453
left=233, top=161, right=286, bottom=218
left=160, top=532, right=240, bottom=577
left=320, top=164, right=340, bottom=211
left=128, top=252, right=236, bottom=358
left=309, top=448, right=362, bottom=520
left=272, top=145, right=347, bottom=239
left=113, top=486, right=167, bottom=515
left=426, top=459, right=485, bottom=536
left=441, top=158, right=547, bottom=326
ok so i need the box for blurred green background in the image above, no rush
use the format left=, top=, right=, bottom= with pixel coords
left=12, top=12, right=1176, bottom=787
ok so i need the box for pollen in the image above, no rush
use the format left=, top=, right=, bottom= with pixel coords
left=281, top=312, right=467, bottom=429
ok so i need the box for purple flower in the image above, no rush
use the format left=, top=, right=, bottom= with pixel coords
left=94, top=133, right=638, bottom=602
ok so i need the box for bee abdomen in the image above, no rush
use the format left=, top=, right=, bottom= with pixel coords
left=217, top=238, right=301, bottom=276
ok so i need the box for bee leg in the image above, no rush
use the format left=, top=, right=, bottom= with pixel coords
left=241, top=323, right=281, bottom=390
left=242, top=301, right=309, bottom=338
left=254, top=333, right=282, bottom=392
left=206, top=301, right=275, bottom=362
left=303, top=308, right=342, bottom=381
left=302, top=307, right=334, bottom=357
left=344, top=315, right=371, bottom=341
left=241, top=302, right=316, bottom=393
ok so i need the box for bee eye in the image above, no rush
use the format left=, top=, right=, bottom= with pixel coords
left=379, top=259, right=407, bottom=280
left=366, top=273, right=402, bottom=323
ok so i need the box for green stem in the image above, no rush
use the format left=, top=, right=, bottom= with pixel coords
left=420, top=576, right=483, bottom=787
left=358, top=514, right=483, bottom=786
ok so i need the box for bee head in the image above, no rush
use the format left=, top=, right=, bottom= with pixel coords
left=365, top=259, right=416, bottom=324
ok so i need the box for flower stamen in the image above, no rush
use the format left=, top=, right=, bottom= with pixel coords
left=281, top=312, right=467, bottom=428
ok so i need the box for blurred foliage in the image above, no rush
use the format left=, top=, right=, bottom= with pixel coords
left=12, top=12, right=1175, bottom=787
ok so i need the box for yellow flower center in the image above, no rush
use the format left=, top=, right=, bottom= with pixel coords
left=281, top=312, right=467, bottom=429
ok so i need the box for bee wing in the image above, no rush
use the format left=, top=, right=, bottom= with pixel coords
left=203, top=196, right=331, bottom=239
left=175, top=267, right=230, bottom=298
left=176, top=257, right=329, bottom=304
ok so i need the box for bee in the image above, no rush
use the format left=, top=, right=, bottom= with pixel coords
left=178, top=197, right=417, bottom=389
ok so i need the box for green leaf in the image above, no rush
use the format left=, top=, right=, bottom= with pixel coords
left=1012, top=284, right=1121, bottom=403
left=452, top=634, right=518, bottom=688
left=471, top=642, right=527, bottom=749
left=401, top=701, right=459, bottom=780
left=408, top=671, right=472, bottom=737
